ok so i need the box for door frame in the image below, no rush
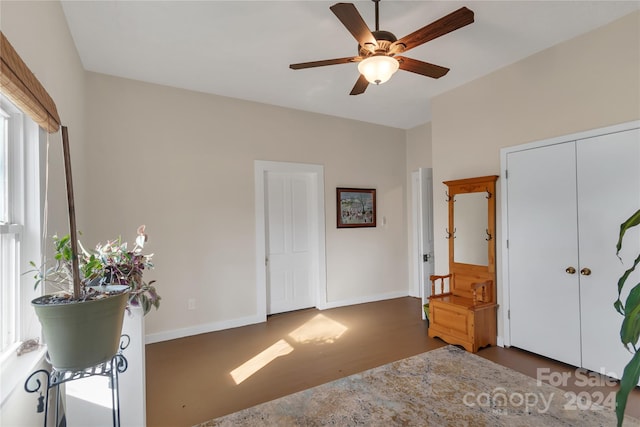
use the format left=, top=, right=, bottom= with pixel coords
left=411, top=168, right=434, bottom=308
left=411, top=171, right=422, bottom=299
left=254, top=160, right=327, bottom=320
left=499, top=120, right=640, bottom=347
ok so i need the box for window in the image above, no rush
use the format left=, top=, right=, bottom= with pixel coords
left=0, top=94, right=42, bottom=357
left=0, top=31, right=57, bottom=409
left=0, top=105, right=15, bottom=352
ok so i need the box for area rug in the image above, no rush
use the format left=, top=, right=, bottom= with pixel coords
left=197, top=345, right=639, bottom=426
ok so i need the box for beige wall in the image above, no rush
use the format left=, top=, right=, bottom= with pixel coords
left=83, top=73, right=408, bottom=340
left=406, top=122, right=432, bottom=172
left=0, top=1, right=85, bottom=425
left=431, top=11, right=640, bottom=343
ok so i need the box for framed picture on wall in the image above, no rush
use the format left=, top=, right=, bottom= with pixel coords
left=336, top=188, right=376, bottom=228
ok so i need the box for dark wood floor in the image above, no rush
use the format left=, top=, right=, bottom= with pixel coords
left=145, top=297, right=640, bottom=427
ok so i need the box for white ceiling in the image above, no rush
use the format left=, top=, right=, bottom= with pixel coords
left=61, top=1, right=639, bottom=129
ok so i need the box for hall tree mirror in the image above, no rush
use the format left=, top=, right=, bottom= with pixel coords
left=453, top=192, right=489, bottom=266
left=446, top=176, right=497, bottom=270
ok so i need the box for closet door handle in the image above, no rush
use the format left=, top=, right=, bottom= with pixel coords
left=580, top=268, right=592, bottom=276
left=565, top=267, right=576, bottom=274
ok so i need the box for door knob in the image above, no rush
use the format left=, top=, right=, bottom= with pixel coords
left=580, top=268, right=592, bottom=276
left=565, top=267, right=576, bottom=274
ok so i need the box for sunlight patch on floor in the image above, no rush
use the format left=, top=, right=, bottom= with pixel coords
left=230, top=314, right=348, bottom=385
left=230, top=339, right=294, bottom=385
left=288, top=314, right=348, bottom=344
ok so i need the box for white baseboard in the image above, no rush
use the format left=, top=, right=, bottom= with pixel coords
left=145, top=313, right=266, bottom=344
left=145, top=291, right=410, bottom=344
left=318, top=291, right=410, bottom=310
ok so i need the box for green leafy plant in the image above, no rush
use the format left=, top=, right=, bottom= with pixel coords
left=614, top=209, right=640, bottom=426
left=28, top=225, right=161, bottom=315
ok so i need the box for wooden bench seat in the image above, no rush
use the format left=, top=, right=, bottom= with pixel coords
left=428, top=273, right=497, bottom=352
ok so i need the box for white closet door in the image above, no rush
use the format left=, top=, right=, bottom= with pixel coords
left=506, top=142, right=582, bottom=367
left=577, top=128, right=640, bottom=378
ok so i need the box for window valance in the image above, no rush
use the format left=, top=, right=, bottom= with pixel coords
left=0, top=31, right=60, bottom=133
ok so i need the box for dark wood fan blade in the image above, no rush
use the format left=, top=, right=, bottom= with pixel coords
left=330, top=3, right=377, bottom=47
left=350, top=74, right=369, bottom=95
left=395, top=7, right=474, bottom=52
left=396, top=56, right=449, bottom=79
left=290, top=57, right=358, bottom=70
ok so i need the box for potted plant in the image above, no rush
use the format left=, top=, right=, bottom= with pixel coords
left=614, top=208, right=640, bottom=426
left=27, top=225, right=160, bottom=371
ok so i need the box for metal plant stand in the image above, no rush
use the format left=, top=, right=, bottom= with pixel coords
left=24, top=335, right=130, bottom=427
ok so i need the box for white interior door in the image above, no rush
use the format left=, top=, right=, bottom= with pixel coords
left=420, top=168, right=434, bottom=300
left=577, top=128, right=640, bottom=378
left=412, top=169, right=434, bottom=306
left=266, top=171, right=315, bottom=315
left=506, top=142, right=582, bottom=367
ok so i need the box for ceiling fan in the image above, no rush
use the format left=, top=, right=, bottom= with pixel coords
left=289, top=1, right=474, bottom=95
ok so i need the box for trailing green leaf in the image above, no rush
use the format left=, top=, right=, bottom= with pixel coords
left=616, top=209, right=640, bottom=257
left=620, top=283, right=640, bottom=350
left=616, top=351, right=640, bottom=427
left=616, top=253, right=640, bottom=313
left=614, top=209, right=640, bottom=427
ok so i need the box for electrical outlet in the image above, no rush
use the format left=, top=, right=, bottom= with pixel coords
left=187, top=298, right=196, bottom=310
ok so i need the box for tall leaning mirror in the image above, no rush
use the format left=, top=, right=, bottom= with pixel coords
left=444, top=175, right=498, bottom=270
left=454, top=192, right=489, bottom=265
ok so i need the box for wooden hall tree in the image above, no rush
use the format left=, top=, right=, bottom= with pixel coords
left=428, top=175, right=498, bottom=353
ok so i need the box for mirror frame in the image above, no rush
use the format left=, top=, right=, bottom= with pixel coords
left=444, top=175, right=498, bottom=275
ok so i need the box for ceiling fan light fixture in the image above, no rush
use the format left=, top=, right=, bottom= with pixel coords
left=357, top=55, right=399, bottom=85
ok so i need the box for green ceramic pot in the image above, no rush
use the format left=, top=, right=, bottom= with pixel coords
left=32, top=288, right=129, bottom=370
